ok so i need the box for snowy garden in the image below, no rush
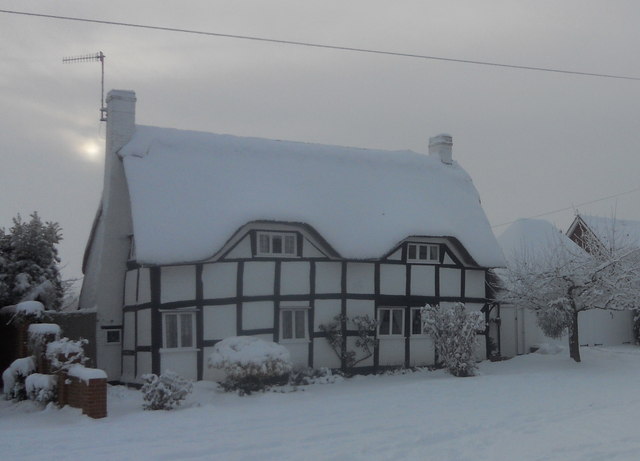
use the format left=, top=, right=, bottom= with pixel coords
left=2, top=345, right=640, bottom=461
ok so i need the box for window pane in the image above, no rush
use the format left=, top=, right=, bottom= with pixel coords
left=284, top=235, right=296, bottom=255
left=379, top=309, right=390, bottom=335
left=408, top=244, right=416, bottom=260
left=392, top=309, right=403, bottom=335
left=272, top=235, right=283, bottom=254
left=259, top=234, right=270, bottom=253
left=294, top=310, right=306, bottom=339
left=282, top=310, right=293, bottom=339
left=165, top=314, right=178, bottom=348
left=429, top=245, right=439, bottom=261
left=419, top=245, right=428, bottom=260
left=106, top=330, right=121, bottom=343
left=411, top=310, right=422, bottom=335
left=180, top=313, right=193, bottom=347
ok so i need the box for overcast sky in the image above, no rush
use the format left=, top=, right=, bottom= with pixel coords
left=1, top=1, right=639, bottom=281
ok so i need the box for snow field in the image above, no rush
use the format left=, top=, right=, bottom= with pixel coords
left=2, top=346, right=640, bottom=460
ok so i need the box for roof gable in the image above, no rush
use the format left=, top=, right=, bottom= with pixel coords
left=119, top=125, right=504, bottom=267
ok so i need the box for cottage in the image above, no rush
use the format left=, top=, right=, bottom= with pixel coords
left=79, top=90, right=505, bottom=383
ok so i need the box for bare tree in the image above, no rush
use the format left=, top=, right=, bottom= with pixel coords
left=498, top=220, right=640, bottom=362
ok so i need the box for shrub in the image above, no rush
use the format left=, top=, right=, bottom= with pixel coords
left=319, top=314, right=377, bottom=370
left=288, top=367, right=342, bottom=386
left=141, top=371, right=193, bottom=410
left=421, top=303, right=485, bottom=377
left=2, top=356, right=36, bottom=400
left=208, top=336, right=292, bottom=395
left=45, top=337, right=88, bottom=372
left=25, top=373, right=57, bottom=404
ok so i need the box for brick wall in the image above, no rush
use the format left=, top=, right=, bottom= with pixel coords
left=57, top=371, right=107, bottom=419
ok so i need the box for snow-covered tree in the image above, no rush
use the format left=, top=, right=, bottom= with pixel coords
left=0, top=213, right=63, bottom=310
left=497, top=219, right=640, bottom=362
left=421, top=303, right=485, bottom=377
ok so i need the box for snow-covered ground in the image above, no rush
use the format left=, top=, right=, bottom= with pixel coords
left=2, top=346, right=640, bottom=461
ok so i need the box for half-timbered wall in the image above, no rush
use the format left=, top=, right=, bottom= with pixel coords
left=120, top=228, right=494, bottom=383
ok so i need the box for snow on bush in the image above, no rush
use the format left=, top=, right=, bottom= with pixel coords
left=2, top=356, right=36, bottom=400
left=25, top=373, right=57, bottom=404
left=421, top=303, right=485, bottom=377
left=27, top=323, right=61, bottom=356
left=208, top=336, right=292, bottom=394
left=288, top=367, right=342, bottom=386
left=45, top=337, right=88, bottom=371
left=141, top=371, right=193, bottom=410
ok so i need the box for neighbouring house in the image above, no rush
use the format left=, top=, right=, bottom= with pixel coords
left=79, top=89, right=505, bottom=384
left=567, top=214, right=640, bottom=254
left=497, top=218, right=633, bottom=357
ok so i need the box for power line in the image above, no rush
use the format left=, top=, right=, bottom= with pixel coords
left=2, top=9, right=640, bottom=82
left=491, top=186, right=640, bottom=228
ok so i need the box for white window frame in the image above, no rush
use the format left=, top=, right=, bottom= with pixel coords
left=377, top=307, right=405, bottom=337
left=410, top=307, right=427, bottom=337
left=256, top=231, right=298, bottom=257
left=161, top=311, right=197, bottom=350
left=279, top=307, right=309, bottom=343
left=407, top=243, right=439, bottom=263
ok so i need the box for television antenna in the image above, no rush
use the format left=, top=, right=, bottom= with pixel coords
left=62, top=51, right=107, bottom=121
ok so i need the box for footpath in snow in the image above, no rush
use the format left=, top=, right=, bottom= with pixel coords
left=2, top=346, right=640, bottom=461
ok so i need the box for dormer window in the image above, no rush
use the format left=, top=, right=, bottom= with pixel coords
left=407, top=243, right=439, bottom=263
left=256, top=231, right=297, bottom=257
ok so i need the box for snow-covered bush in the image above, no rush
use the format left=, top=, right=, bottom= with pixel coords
left=319, top=314, right=377, bottom=370
left=141, top=371, right=193, bottom=410
left=2, top=356, right=36, bottom=400
left=288, top=367, right=342, bottom=386
left=208, top=336, right=292, bottom=394
left=421, top=303, right=485, bottom=377
left=25, top=373, right=57, bottom=404
left=27, top=323, right=61, bottom=355
left=45, top=337, right=88, bottom=372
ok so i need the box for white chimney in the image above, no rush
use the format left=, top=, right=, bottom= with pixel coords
left=429, top=134, right=453, bottom=165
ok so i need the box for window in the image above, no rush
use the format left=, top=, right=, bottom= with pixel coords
left=280, top=308, right=308, bottom=341
left=378, top=307, right=404, bottom=336
left=407, top=243, right=439, bottom=263
left=256, top=232, right=297, bottom=257
left=163, top=312, right=195, bottom=349
left=410, top=308, right=424, bottom=336
left=106, top=329, right=121, bottom=344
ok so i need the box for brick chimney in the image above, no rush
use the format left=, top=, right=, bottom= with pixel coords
left=429, top=134, right=453, bottom=165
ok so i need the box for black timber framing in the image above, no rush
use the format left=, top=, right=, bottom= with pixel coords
left=150, top=266, right=162, bottom=375
left=196, top=264, right=204, bottom=380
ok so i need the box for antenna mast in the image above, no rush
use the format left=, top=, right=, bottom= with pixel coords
left=62, top=51, right=107, bottom=121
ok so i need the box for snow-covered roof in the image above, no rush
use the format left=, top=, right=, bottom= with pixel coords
left=119, top=126, right=504, bottom=267
left=497, top=218, right=581, bottom=264
left=575, top=215, right=640, bottom=249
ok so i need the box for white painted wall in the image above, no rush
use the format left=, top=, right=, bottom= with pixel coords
left=465, top=270, right=486, bottom=298
left=440, top=268, right=461, bottom=297
left=137, top=308, right=151, bottom=346
left=242, top=301, right=274, bottom=330
left=161, top=350, right=197, bottom=380
left=202, top=263, right=237, bottom=299
left=138, top=268, right=151, bottom=304
left=379, top=264, right=406, bottom=296
left=346, top=263, right=374, bottom=293
left=161, top=266, right=196, bottom=303
left=280, top=261, right=310, bottom=295
left=124, top=270, right=137, bottom=305
left=203, top=305, right=236, bottom=340
left=315, top=262, right=341, bottom=294
left=243, top=262, right=275, bottom=296
left=410, top=265, right=436, bottom=296
left=314, top=299, right=342, bottom=329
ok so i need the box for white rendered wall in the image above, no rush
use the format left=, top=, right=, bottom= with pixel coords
left=410, top=265, right=436, bottom=296
left=243, top=262, right=275, bottom=296
left=160, top=266, right=196, bottom=303
left=465, top=270, right=486, bottom=298
left=346, top=263, right=374, bottom=293
left=280, top=262, right=310, bottom=295
left=378, top=338, right=404, bottom=366
left=439, top=268, right=461, bottom=297
left=202, top=263, right=237, bottom=299
left=410, top=337, right=435, bottom=366
left=315, top=262, right=341, bottom=294
left=203, top=305, right=236, bottom=340
left=242, top=301, right=274, bottom=330
left=314, top=299, right=342, bottom=329
left=379, top=264, right=406, bottom=296
left=161, top=350, right=197, bottom=380
left=124, top=270, right=137, bottom=305
left=137, top=308, right=151, bottom=346
left=138, top=268, right=151, bottom=304
left=313, top=339, right=342, bottom=368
